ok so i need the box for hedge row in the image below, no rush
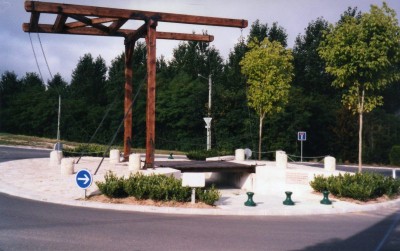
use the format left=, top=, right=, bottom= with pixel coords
left=186, top=149, right=233, bottom=160
left=310, top=172, right=400, bottom=201
left=96, top=172, right=221, bottom=206
left=63, top=144, right=109, bottom=157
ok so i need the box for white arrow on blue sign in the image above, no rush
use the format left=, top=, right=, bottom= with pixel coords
left=75, top=169, right=93, bottom=189
left=298, top=131, right=307, bottom=141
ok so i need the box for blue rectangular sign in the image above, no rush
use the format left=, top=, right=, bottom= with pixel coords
left=298, top=131, right=306, bottom=141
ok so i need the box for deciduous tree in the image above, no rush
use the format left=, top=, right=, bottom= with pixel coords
left=240, top=38, right=293, bottom=160
left=319, top=3, right=400, bottom=172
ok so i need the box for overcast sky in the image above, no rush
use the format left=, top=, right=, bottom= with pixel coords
left=1, top=0, right=399, bottom=83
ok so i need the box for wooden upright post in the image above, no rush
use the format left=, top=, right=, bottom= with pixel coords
left=144, top=19, right=157, bottom=169
left=124, top=41, right=135, bottom=161
left=23, top=1, right=248, bottom=171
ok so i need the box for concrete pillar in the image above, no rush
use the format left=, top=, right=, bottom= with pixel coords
left=129, top=153, right=141, bottom=172
left=50, top=150, right=63, bottom=166
left=276, top=150, right=287, bottom=169
left=235, top=149, right=245, bottom=161
left=324, top=156, right=336, bottom=172
left=109, top=149, right=120, bottom=164
left=61, top=158, right=74, bottom=175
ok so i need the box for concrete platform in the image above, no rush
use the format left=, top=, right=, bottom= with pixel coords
left=0, top=156, right=399, bottom=216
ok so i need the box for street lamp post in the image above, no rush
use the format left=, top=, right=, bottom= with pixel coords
left=198, top=74, right=212, bottom=150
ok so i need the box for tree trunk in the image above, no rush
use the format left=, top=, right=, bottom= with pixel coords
left=358, top=90, right=365, bottom=173
left=258, top=115, right=264, bottom=160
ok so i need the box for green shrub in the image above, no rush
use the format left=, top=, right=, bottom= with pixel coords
left=310, top=172, right=400, bottom=201
left=309, top=175, right=328, bottom=191
left=196, top=185, right=221, bottom=205
left=63, top=144, right=110, bottom=157
left=389, top=145, right=400, bottom=166
left=96, top=171, right=127, bottom=198
left=186, top=149, right=233, bottom=160
left=98, top=172, right=221, bottom=205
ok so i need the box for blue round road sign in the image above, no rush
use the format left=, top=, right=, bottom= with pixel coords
left=75, top=169, right=93, bottom=189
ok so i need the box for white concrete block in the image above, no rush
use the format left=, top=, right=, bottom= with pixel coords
left=324, top=156, right=336, bottom=172
left=140, top=167, right=181, bottom=179
left=50, top=150, right=63, bottom=166
left=60, top=158, right=74, bottom=175
left=235, top=149, right=245, bottom=161
left=235, top=173, right=254, bottom=191
left=128, top=153, right=142, bottom=172
left=109, top=149, right=120, bottom=164
left=276, top=150, right=287, bottom=169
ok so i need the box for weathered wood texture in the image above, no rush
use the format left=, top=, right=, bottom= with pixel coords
left=23, top=1, right=247, bottom=169
left=25, top=1, right=248, bottom=28
left=145, top=20, right=157, bottom=169
left=123, top=42, right=135, bottom=161
left=22, top=24, right=215, bottom=42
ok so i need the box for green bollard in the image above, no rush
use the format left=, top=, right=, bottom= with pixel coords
left=320, top=190, right=332, bottom=205
left=283, top=191, right=295, bottom=206
left=168, top=153, right=174, bottom=159
left=244, top=192, right=256, bottom=207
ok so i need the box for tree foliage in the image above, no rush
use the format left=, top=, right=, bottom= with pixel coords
left=240, top=38, right=293, bottom=159
left=1, top=13, right=400, bottom=166
left=319, top=3, right=400, bottom=171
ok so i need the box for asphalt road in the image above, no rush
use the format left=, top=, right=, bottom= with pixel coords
left=0, top=145, right=50, bottom=162
left=0, top=146, right=399, bottom=250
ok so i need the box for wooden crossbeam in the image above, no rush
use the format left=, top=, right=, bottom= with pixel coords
left=68, top=14, right=110, bottom=33
left=29, top=12, right=40, bottom=31
left=109, top=19, right=128, bottom=34
left=23, top=1, right=247, bottom=169
left=125, top=22, right=148, bottom=45
left=25, top=1, right=248, bottom=28
left=22, top=23, right=214, bottom=42
left=53, top=14, right=67, bottom=32
left=65, top=17, right=119, bottom=29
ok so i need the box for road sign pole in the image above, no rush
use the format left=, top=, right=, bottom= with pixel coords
left=298, top=131, right=306, bottom=162
left=301, top=140, right=303, bottom=162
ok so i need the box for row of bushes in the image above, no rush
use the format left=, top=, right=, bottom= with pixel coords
left=96, top=172, right=221, bottom=205
left=186, top=149, right=233, bottom=160
left=310, top=172, right=400, bottom=201
left=63, top=144, right=109, bottom=157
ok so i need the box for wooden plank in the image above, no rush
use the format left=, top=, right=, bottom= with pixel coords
left=144, top=19, right=157, bottom=169
left=109, top=18, right=128, bottom=34
left=157, top=32, right=214, bottom=42
left=68, top=14, right=110, bottom=33
left=123, top=42, right=135, bottom=161
left=124, top=22, right=147, bottom=45
left=23, top=23, right=214, bottom=42
left=65, top=17, right=118, bottom=29
left=29, top=12, right=40, bottom=31
left=53, top=14, right=67, bottom=32
left=25, top=1, right=248, bottom=28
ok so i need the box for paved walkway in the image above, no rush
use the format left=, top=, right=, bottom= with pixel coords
left=0, top=156, right=399, bottom=216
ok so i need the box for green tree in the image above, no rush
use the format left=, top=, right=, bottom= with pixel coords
left=247, top=20, right=288, bottom=47
left=319, top=3, right=400, bottom=172
left=292, top=18, right=340, bottom=159
left=0, top=71, right=21, bottom=131
left=240, top=38, right=294, bottom=160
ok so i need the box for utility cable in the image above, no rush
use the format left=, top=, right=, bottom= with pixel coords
left=76, top=95, right=120, bottom=164
left=37, top=33, right=53, bottom=79
left=94, top=75, right=146, bottom=175
left=28, top=32, right=44, bottom=84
